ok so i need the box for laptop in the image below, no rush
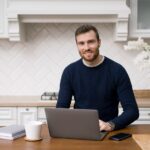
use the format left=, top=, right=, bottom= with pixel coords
left=45, top=108, right=108, bottom=140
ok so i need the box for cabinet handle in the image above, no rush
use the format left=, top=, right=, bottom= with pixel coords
left=26, top=108, right=29, bottom=111
left=148, top=113, right=150, bottom=116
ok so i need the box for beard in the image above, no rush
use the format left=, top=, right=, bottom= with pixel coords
left=79, top=48, right=99, bottom=62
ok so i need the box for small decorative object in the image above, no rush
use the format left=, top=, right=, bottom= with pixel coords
left=41, top=92, right=54, bottom=100
left=124, top=37, right=150, bottom=70
left=41, top=92, right=58, bottom=100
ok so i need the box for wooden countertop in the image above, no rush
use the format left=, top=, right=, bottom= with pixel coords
left=0, top=97, right=149, bottom=107
left=0, top=96, right=55, bottom=107
left=133, top=134, right=150, bottom=150
left=0, top=96, right=73, bottom=107
left=0, top=124, right=150, bottom=150
left=0, top=90, right=150, bottom=107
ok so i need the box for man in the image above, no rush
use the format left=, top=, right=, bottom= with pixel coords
left=56, top=24, right=139, bottom=131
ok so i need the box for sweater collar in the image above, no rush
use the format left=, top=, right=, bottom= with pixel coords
left=82, top=55, right=105, bottom=68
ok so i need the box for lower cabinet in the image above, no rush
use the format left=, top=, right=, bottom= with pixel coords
left=0, top=106, right=150, bottom=126
left=0, top=107, right=51, bottom=126
left=0, top=107, right=17, bottom=126
left=0, top=107, right=38, bottom=126
left=17, top=107, right=37, bottom=125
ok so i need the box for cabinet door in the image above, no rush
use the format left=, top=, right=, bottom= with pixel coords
left=0, top=0, right=8, bottom=38
left=0, top=107, right=17, bottom=126
left=17, top=107, right=37, bottom=125
left=129, top=0, right=150, bottom=38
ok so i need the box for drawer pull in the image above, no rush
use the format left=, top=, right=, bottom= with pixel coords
left=26, top=108, right=29, bottom=111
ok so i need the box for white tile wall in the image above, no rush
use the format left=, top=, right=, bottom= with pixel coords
left=0, top=23, right=149, bottom=96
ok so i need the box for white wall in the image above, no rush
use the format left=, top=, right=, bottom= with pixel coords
left=0, top=23, right=149, bottom=95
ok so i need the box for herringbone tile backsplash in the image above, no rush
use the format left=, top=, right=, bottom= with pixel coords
left=0, top=23, right=149, bottom=95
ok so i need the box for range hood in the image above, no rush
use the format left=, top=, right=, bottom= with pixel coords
left=7, top=0, right=130, bottom=41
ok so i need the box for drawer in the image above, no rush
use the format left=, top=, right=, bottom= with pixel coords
left=0, top=107, right=17, bottom=120
left=0, top=107, right=17, bottom=126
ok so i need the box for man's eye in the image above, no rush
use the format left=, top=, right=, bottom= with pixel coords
left=78, top=42, right=84, bottom=45
left=88, top=40, right=95, bottom=44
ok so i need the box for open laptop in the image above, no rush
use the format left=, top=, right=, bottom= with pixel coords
left=45, top=108, right=108, bottom=140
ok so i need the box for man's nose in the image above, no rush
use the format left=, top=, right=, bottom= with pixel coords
left=84, top=43, right=90, bottom=51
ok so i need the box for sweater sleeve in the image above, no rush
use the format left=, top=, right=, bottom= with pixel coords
left=110, top=66, right=139, bottom=130
left=56, top=67, right=73, bottom=108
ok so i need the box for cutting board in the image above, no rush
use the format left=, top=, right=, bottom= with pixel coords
left=133, top=134, right=150, bottom=150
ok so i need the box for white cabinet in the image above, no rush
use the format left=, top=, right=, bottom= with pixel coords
left=17, top=107, right=37, bottom=125
left=0, top=107, right=17, bottom=126
left=0, top=106, right=149, bottom=126
left=129, top=0, right=150, bottom=38
left=0, top=106, right=52, bottom=126
left=0, top=0, right=8, bottom=38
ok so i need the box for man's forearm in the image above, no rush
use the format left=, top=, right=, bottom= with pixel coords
left=110, top=107, right=139, bottom=130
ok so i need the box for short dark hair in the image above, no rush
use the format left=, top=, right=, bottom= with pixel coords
left=75, top=24, right=100, bottom=41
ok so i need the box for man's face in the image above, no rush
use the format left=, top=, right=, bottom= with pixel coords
left=76, top=30, right=101, bottom=62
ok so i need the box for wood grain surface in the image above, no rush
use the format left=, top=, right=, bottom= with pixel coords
left=0, top=124, right=150, bottom=150
left=133, top=134, right=150, bottom=150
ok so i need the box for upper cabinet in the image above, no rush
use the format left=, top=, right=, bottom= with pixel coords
left=0, top=0, right=8, bottom=38
left=0, top=0, right=130, bottom=42
left=129, top=0, right=150, bottom=38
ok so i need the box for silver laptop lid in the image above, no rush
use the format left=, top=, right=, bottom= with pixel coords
left=45, top=108, right=107, bottom=141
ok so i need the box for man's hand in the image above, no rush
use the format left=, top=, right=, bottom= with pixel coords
left=99, top=120, right=112, bottom=131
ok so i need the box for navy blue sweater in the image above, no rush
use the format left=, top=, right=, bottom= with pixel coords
left=56, top=57, right=139, bottom=130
